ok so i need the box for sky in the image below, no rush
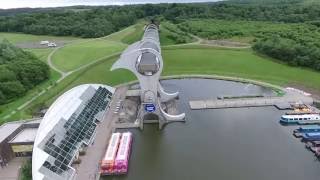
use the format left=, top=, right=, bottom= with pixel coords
left=0, top=0, right=222, bottom=9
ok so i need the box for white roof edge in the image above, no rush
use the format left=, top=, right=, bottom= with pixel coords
left=32, top=84, right=114, bottom=180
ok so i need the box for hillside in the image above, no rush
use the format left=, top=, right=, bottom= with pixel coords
left=1, top=1, right=320, bottom=38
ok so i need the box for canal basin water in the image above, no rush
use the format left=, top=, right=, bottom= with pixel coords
left=102, top=78, right=320, bottom=180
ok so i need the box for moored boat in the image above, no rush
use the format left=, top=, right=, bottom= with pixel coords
left=114, top=132, right=133, bottom=174
left=293, top=125, right=320, bottom=138
left=100, top=133, right=121, bottom=175
left=100, top=132, right=133, bottom=176
left=316, top=150, right=320, bottom=157
left=306, top=141, right=320, bottom=148
left=302, top=132, right=320, bottom=142
left=280, top=114, right=320, bottom=125
left=309, top=146, right=320, bottom=153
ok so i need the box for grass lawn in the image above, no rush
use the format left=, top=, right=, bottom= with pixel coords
left=66, top=57, right=135, bottom=86
left=26, top=48, right=53, bottom=62
left=0, top=32, right=79, bottom=44
left=121, top=23, right=145, bottom=44
left=52, top=39, right=127, bottom=72
left=50, top=24, right=147, bottom=72
left=104, top=24, right=138, bottom=44
left=162, top=45, right=320, bottom=90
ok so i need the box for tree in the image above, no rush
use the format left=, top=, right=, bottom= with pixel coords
left=0, top=40, right=49, bottom=104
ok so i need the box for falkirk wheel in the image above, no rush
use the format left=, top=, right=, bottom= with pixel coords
left=111, top=23, right=185, bottom=129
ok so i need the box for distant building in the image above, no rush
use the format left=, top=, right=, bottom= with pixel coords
left=0, top=118, right=41, bottom=164
left=32, top=84, right=114, bottom=180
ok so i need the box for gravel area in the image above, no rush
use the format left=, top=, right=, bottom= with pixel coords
left=15, top=40, right=71, bottom=49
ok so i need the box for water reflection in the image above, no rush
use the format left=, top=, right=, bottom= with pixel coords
left=103, top=78, right=320, bottom=180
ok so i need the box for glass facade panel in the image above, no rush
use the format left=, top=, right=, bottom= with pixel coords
left=39, top=86, right=113, bottom=179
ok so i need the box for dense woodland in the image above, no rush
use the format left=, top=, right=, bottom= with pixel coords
left=1, top=0, right=320, bottom=37
left=0, top=40, right=49, bottom=104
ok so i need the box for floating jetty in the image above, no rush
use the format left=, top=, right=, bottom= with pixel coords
left=189, top=88, right=313, bottom=110
left=217, top=94, right=264, bottom=100
left=100, top=132, right=133, bottom=176
left=189, top=97, right=311, bottom=110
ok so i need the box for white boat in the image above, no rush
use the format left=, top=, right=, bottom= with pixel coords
left=280, top=114, right=320, bottom=124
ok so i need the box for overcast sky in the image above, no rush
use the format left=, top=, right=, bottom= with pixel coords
left=0, top=0, right=221, bottom=9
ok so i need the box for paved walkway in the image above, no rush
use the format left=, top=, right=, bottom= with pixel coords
left=74, top=86, right=128, bottom=180
left=0, top=157, right=27, bottom=180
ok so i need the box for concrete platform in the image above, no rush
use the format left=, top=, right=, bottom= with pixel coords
left=0, top=157, right=27, bottom=180
left=126, top=89, right=140, bottom=97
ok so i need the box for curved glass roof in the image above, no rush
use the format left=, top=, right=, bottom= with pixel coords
left=32, top=84, right=114, bottom=180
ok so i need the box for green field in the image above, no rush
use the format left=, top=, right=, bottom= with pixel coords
left=162, top=45, right=320, bottom=89
left=50, top=44, right=320, bottom=92
left=121, top=23, right=145, bottom=44
left=26, top=48, right=53, bottom=62
left=52, top=39, right=127, bottom=71
left=0, top=32, right=79, bottom=44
